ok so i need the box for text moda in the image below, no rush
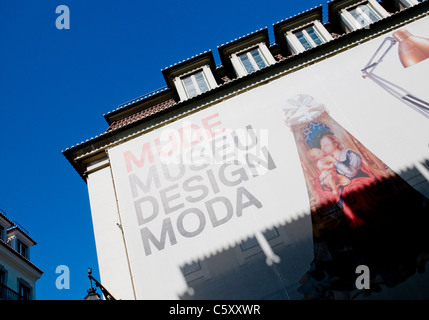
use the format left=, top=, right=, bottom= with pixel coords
left=122, top=113, right=277, bottom=256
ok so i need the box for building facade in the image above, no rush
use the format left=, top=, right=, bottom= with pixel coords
left=0, top=209, right=43, bottom=300
left=64, top=0, right=429, bottom=300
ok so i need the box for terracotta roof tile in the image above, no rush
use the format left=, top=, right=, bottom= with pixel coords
left=105, top=98, right=177, bottom=133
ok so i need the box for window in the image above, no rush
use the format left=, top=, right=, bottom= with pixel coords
left=17, top=240, right=28, bottom=258
left=294, top=25, right=324, bottom=51
left=237, top=48, right=267, bottom=74
left=340, top=0, right=390, bottom=32
left=181, top=70, right=210, bottom=99
left=0, top=225, right=4, bottom=241
left=173, top=65, right=218, bottom=101
left=348, top=3, right=381, bottom=28
left=18, top=282, right=31, bottom=300
left=229, top=42, right=276, bottom=78
left=285, top=21, right=333, bottom=55
left=0, top=270, right=5, bottom=285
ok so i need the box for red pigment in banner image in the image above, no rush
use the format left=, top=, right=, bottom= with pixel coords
left=123, top=115, right=278, bottom=256
left=283, top=94, right=429, bottom=300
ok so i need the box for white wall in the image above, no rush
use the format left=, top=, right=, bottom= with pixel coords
left=0, top=245, right=40, bottom=299
left=86, top=159, right=136, bottom=299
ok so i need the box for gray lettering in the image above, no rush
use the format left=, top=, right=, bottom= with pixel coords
left=188, top=145, right=211, bottom=171
left=232, top=125, right=258, bottom=150
left=246, top=146, right=276, bottom=176
left=161, top=163, right=185, bottom=181
left=219, top=163, right=249, bottom=186
left=206, top=168, right=220, bottom=194
left=129, top=165, right=160, bottom=197
left=212, top=135, right=234, bottom=163
left=183, top=175, right=209, bottom=203
left=160, top=184, right=184, bottom=214
left=140, top=218, right=177, bottom=255
left=177, top=208, right=206, bottom=238
left=206, top=196, right=233, bottom=227
left=236, top=186, right=262, bottom=217
left=134, top=196, right=159, bottom=225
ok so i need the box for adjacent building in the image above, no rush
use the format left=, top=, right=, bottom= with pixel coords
left=0, top=209, right=43, bottom=300
left=64, top=0, right=429, bottom=300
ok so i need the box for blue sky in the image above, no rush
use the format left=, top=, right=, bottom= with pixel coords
left=0, top=0, right=325, bottom=300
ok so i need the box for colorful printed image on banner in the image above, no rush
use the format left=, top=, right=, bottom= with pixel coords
left=284, top=94, right=429, bottom=299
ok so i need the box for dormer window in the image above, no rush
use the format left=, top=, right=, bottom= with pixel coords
left=181, top=70, right=210, bottom=99
left=340, top=0, right=390, bottom=32
left=349, top=3, right=381, bottom=27
left=295, top=25, right=324, bottom=50
left=285, top=21, right=334, bottom=55
left=172, top=64, right=218, bottom=101
left=217, top=28, right=275, bottom=79
left=229, top=43, right=276, bottom=78
left=6, top=226, right=36, bottom=260
left=237, top=47, right=268, bottom=74
left=162, top=51, right=218, bottom=102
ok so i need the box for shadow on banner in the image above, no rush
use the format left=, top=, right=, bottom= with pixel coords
left=178, top=94, right=429, bottom=300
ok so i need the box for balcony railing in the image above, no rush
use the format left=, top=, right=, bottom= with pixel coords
left=0, top=283, right=23, bottom=300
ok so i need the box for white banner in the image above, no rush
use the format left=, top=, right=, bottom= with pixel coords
left=108, top=17, right=429, bottom=299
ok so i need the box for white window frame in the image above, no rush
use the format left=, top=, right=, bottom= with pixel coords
left=285, top=20, right=333, bottom=55
left=173, top=65, right=218, bottom=101
left=182, top=70, right=209, bottom=98
left=237, top=48, right=267, bottom=73
left=295, top=26, right=323, bottom=49
left=340, top=0, right=390, bottom=32
left=230, top=43, right=276, bottom=78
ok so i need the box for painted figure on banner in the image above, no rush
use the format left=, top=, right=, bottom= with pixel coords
left=283, top=94, right=429, bottom=299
